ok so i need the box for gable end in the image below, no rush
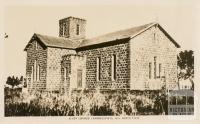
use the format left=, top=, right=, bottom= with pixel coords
left=24, top=34, right=47, bottom=51
left=130, top=23, right=180, bottom=48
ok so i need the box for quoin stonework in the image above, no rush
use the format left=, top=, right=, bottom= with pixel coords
left=24, top=16, right=180, bottom=94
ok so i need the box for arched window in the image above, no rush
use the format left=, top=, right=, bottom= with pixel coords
left=76, top=24, right=80, bottom=35
left=32, top=60, right=40, bottom=82
left=149, top=62, right=152, bottom=79
left=159, top=63, right=162, bottom=78
left=37, top=64, right=40, bottom=81
left=34, top=60, right=37, bottom=81
left=96, top=57, right=101, bottom=81
left=154, top=56, right=157, bottom=79
left=31, top=66, right=34, bottom=82
left=111, top=54, right=116, bottom=81
left=62, top=23, right=65, bottom=36
left=35, top=41, right=38, bottom=50
left=77, top=69, right=82, bottom=88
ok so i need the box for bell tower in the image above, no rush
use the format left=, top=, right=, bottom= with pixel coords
left=59, top=16, right=86, bottom=40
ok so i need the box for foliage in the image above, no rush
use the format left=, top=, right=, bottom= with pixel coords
left=4, top=89, right=167, bottom=116
left=177, top=50, right=194, bottom=79
left=6, top=76, right=23, bottom=88
left=177, top=50, right=194, bottom=90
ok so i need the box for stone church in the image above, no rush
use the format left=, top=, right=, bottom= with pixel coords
left=24, top=16, right=180, bottom=93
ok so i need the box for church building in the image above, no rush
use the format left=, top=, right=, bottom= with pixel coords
left=24, top=16, right=180, bottom=93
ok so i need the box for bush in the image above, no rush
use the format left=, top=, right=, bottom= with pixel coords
left=4, top=88, right=166, bottom=116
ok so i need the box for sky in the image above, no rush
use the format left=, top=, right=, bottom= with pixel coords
left=2, top=0, right=200, bottom=81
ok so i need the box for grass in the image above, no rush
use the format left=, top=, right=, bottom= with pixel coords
left=4, top=88, right=167, bottom=116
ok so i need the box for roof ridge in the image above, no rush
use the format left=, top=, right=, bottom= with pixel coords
left=34, top=33, right=72, bottom=40
left=25, top=22, right=180, bottom=51
left=85, top=22, right=155, bottom=40
left=78, top=22, right=156, bottom=48
left=32, top=33, right=79, bottom=49
left=60, top=16, right=86, bottom=21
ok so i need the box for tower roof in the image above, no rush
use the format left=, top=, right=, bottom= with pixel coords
left=59, top=16, right=86, bottom=22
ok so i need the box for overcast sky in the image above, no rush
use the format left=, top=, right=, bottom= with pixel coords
left=2, top=0, right=200, bottom=81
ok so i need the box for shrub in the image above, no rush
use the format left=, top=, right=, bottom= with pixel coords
left=4, top=88, right=166, bottom=116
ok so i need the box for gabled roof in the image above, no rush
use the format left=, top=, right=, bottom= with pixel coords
left=24, top=33, right=79, bottom=51
left=24, top=22, right=180, bottom=51
left=79, top=23, right=154, bottom=48
left=78, top=22, right=180, bottom=48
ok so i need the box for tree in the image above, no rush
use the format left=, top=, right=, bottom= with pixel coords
left=6, top=76, right=12, bottom=87
left=178, top=50, right=194, bottom=79
left=15, top=77, right=20, bottom=86
left=20, top=76, right=23, bottom=82
left=177, top=50, right=194, bottom=89
left=6, top=76, right=22, bottom=88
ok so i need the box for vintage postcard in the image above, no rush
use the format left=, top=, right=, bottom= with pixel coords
left=0, top=0, right=200, bottom=124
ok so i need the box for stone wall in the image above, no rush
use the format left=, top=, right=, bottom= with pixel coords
left=70, top=55, right=86, bottom=89
left=61, top=55, right=71, bottom=94
left=61, top=54, right=86, bottom=94
left=26, top=24, right=178, bottom=92
left=78, top=42, right=130, bottom=89
left=46, top=47, right=76, bottom=91
left=26, top=40, right=47, bottom=91
left=130, top=25, right=178, bottom=90
left=59, top=17, right=86, bottom=42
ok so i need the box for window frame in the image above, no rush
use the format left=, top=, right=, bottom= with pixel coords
left=149, top=62, right=152, bottom=79
left=76, top=24, right=80, bottom=35
left=37, top=64, right=40, bottom=81
left=77, top=69, right=83, bottom=88
left=154, top=56, right=157, bottom=79
left=35, top=41, right=38, bottom=50
left=62, top=23, right=65, bottom=36
left=159, top=63, right=162, bottom=78
left=111, top=54, right=116, bottom=81
left=96, top=57, right=101, bottom=81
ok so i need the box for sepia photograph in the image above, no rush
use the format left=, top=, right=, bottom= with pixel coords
left=1, top=0, right=200, bottom=123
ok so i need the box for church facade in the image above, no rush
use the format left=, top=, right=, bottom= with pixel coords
left=24, top=16, right=180, bottom=93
